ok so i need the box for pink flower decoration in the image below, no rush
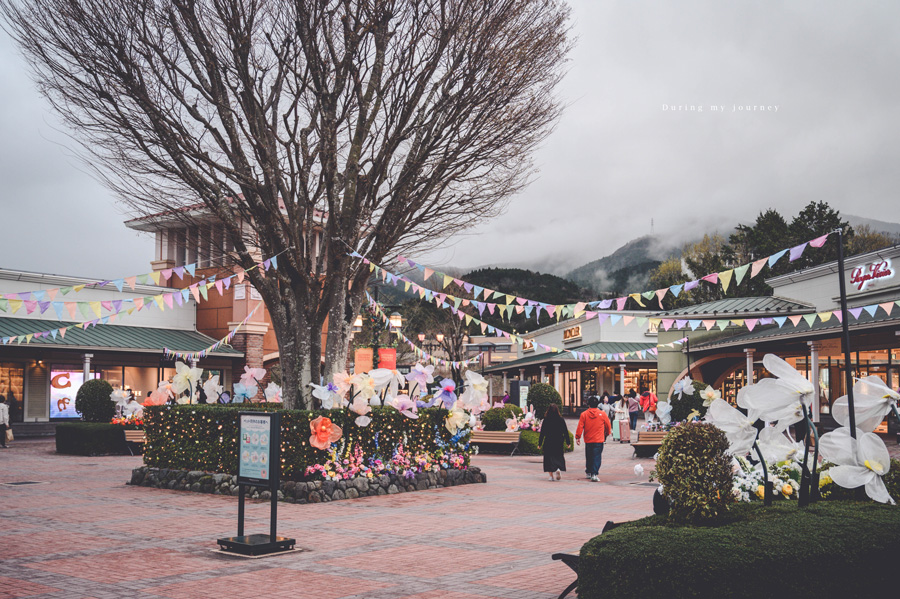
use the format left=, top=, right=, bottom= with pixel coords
left=309, top=416, right=342, bottom=450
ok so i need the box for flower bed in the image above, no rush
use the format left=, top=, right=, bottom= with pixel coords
left=129, top=465, right=485, bottom=502
left=578, top=501, right=900, bottom=599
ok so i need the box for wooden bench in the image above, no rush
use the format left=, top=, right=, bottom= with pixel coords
left=552, top=520, right=620, bottom=599
left=632, top=430, right=667, bottom=458
left=124, top=429, right=146, bottom=456
left=469, top=430, right=520, bottom=456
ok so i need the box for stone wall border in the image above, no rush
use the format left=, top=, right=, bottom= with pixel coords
left=128, top=466, right=486, bottom=503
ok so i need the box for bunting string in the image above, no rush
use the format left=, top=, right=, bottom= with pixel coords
left=163, top=305, right=261, bottom=362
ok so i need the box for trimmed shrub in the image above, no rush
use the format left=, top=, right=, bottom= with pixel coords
left=578, top=501, right=900, bottom=599
left=652, top=422, right=734, bottom=523
left=518, top=429, right=574, bottom=455
left=75, top=379, right=115, bottom=422
left=668, top=381, right=708, bottom=422
left=527, top=382, right=562, bottom=418
left=142, top=404, right=461, bottom=480
left=481, top=405, right=522, bottom=431
left=56, top=422, right=127, bottom=455
left=884, top=458, right=900, bottom=502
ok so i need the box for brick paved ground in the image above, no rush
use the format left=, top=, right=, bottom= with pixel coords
left=4, top=426, right=895, bottom=599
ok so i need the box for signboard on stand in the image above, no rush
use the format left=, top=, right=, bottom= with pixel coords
left=238, top=414, right=275, bottom=486
left=510, top=380, right=530, bottom=410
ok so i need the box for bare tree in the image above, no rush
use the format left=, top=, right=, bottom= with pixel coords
left=1, top=0, right=571, bottom=407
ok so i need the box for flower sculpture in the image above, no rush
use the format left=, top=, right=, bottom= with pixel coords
left=736, top=354, right=812, bottom=430
left=171, top=361, right=203, bottom=396
left=203, top=375, right=223, bottom=404
left=673, top=376, right=694, bottom=397
left=233, top=381, right=257, bottom=402
left=309, top=416, right=343, bottom=450
left=505, top=417, right=520, bottom=432
left=700, top=386, right=721, bottom=407
left=310, top=382, right=343, bottom=409
left=264, top=382, right=282, bottom=403
left=387, top=393, right=418, bottom=419
left=351, top=373, right=377, bottom=404
left=350, top=395, right=372, bottom=427
left=445, top=406, right=468, bottom=434
left=819, top=426, right=895, bottom=504
left=756, top=427, right=804, bottom=464
left=655, top=400, right=673, bottom=425
left=332, top=371, right=353, bottom=396
left=705, top=398, right=758, bottom=456
left=370, top=368, right=407, bottom=397
left=832, top=376, right=900, bottom=432
left=144, top=381, right=174, bottom=406
left=458, top=370, right=490, bottom=413
left=433, top=378, right=458, bottom=410
left=240, top=366, right=267, bottom=386
left=405, top=363, right=435, bottom=395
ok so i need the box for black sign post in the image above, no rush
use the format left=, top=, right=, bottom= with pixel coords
left=217, top=412, right=295, bottom=556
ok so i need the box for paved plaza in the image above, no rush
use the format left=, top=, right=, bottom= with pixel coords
left=0, top=426, right=656, bottom=599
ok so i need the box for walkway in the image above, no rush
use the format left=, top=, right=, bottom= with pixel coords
left=0, top=436, right=656, bottom=599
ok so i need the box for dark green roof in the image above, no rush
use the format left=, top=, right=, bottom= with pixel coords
left=484, top=340, right=657, bottom=373
left=0, top=317, right=242, bottom=356
left=656, top=296, right=814, bottom=317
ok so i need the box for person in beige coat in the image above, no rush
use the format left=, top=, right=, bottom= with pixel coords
left=0, top=397, right=10, bottom=448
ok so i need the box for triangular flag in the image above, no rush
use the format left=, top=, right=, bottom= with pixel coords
left=79, top=302, right=93, bottom=319
left=125, top=277, right=137, bottom=290
left=655, top=289, right=668, bottom=308
left=442, top=274, right=453, bottom=289
left=101, top=300, right=113, bottom=312
left=59, top=327, right=66, bottom=339
left=73, top=285, right=86, bottom=293
left=174, top=266, right=185, bottom=279
left=818, top=311, right=832, bottom=323
left=89, top=301, right=102, bottom=318
left=52, top=302, right=64, bottom=319
left=66, top=302, right=77, bottom=319
left=215, top=280, right=225, bottom=295
left=774, top=316, right=787, bottom=328
left=768, top=249, right=788, bottom=267
left=719, top=269, right=734, bottom=292
left=789, top=314, right=803, bottom=326
left=849, top=307, right=863, bottom=320
left=832, top=310, right=842, bottom=323
left=879, top=302, right=894, bottom=316
left=809, top=234, right=829, bottom=248
left=161, top=269, right=173, bottom=281
left=113, top=279, right=125, bottom=292
left=863, top=304, right=878, bottom=318
left=750, top=258, right=768, bottom=278
left=669, top=284, right=684, bottom=297
left=789, top=243, right=808, bottom=262
left=24, top=300, right=37, bottom=314
left=701, top=273, right=719, bottom=285
left=733, top=264, right=750, bottom=286
left=149, top=271, right=161, bottom=285
left=802, top=314, right=817, bottom=327
left=185, top=263, right=197, bottom=277
left=47, top=288, right=58, bottom=301
left=745, top=318, right=758, bottom=331
left=134, top=297, right=144, bottom=311
left=629, top=293, right=646, bottom=307
left=716, top=320, right=729, bottom=331
left=60, top=286, right=73, bottom=295
left=423, top=268, right=434, bottom=281
left=164, top=294, right=175, bottom=309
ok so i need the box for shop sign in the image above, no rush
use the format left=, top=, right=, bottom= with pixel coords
left=849, top=258, right=894, bottom=292
left=50, top=370, right=97, bottom=419
left=378, top=348, right=397, bottom=370
left=354, top=348, right=374, bottom=373
left=562, top=325, right=581, bottom=342
left=522, top=340, right=535, bottom=353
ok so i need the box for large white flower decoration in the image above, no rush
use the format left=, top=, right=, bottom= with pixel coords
left=832, top=376, right=900, bottom=433
left=445, top=406, right=468, bottom=434
left=203, top=375, right=223, bottom=404
left=369, top=368, right=406, bottom=396
left=264, top=382, right=282, bottom=403
left=171, top=361, right=203, bottom=395
left=655, top=401, right=673, bottom=425
left=819, top=427, right=895, bottom=504
left=705, top=398, right=758, bottom=456
left=349, top=395, right=372, bottom=427
left=350, top=373, right=377, bottom=402
left=737, top=354, right=811, bottom=429
left=699, top=386, right=721, bottom=407
left=405, top=363, right=435, bottom=395
left=673, top=376, right=694, bottom=398
left=310, top=382, right=342, bottom=409
left=756, top=427, right=804, bottom=464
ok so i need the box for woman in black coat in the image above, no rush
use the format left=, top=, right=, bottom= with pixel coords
left=539, top=403, right=567, bottom=480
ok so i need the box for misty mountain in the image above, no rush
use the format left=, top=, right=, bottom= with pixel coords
left=565, top=235, right=685, bottom=294
left=845, top=214, right=900, bottom=237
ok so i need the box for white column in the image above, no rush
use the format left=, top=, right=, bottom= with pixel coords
left=519, top=368, right=525, bottom=383
left=503, top=372, right=508, bottom=394
left=619, top=363, right=626, bottom=396
left=744, top=348, right=755, bottom=385
left=553, top=363, right=561, bottom=395
left=808, top=341, right=821, bottom=422
left=489, top=377, right=494, bottom=400
left=83, top=353, right=93, bottom=380
left=540, top=365, right=546, bottom=383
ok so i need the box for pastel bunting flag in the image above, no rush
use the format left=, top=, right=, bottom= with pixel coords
left=125, top=276, right=137, bottom=290
left=802, top=314, right=817, bottom=327
left=849, top=307, right=863, bottom=320
left=750, top=258, right=768, bottom=278
left=768, top=249, right=788, bottom=267
left=809, top=234, right=829, bottom=248
left=185, top=264, right=196, bottom=277
left=789, top=243, right=808, bottom=262
left=718, top=269, right=733, bottom=292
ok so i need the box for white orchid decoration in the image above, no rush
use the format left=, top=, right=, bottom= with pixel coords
left=171, top=361, right=203, bottom=396
left=756, top=427, right=804, bottom=465
left=673, top=376, right=694, bottom=398
left=832, top=376, right=900, bottom=433
left=819, top=427, right=895, bottom=504
left=203, top=375, right=223, bottom=404
left=700, top=386, right=721, bottom=407
left=736, top=354, right=811, bottom=431
left=705, top=398, right=759, bottom=457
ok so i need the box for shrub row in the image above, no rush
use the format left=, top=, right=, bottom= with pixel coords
left=56, top=422, right=128, bottom=456
left=578, top=500, right=900, bottom=599
left=142, top=404, right=459, bottom=480
left=517, top=430, right=575, bottom=455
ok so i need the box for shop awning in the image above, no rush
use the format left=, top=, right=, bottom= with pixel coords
left=0, top=317, right=242, bottom=357
left=655, top=296, right=814, bottom=318
left=484, top=340, right=657, bottom=374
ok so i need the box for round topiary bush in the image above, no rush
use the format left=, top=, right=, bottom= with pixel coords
left=652, top=422, right=734, bottom=523
left=668, top=381, right=708, bottom=423
left=518, top=429, right=575, bottom=455
left=527, top=382, right=562, bottom=418
left=75, top=379, right=115, bottom=423
left=481, top=405, right=522, bottom=431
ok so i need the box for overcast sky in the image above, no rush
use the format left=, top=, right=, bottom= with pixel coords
left=1, top=0, right=898, bottom=280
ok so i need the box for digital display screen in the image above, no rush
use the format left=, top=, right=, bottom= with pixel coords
left=50, top=370, right=97, bottom=419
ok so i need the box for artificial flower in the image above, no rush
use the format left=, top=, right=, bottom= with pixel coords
left=171, top=361, right=203, bottom=395
left=203, top=375, right=223, bottom=404
left=387, top=393, right=418, bottom=419
left=144, top=381, right=173, bottom=406
left=463, top=369, right=489, bottom=399
left=369, top=368, right=406, bottom=396
left=819, top=426, right=895, bottom=504
left=673, top=376, right=694, bottom=397
left=264, top=382, right=282, bottom=403
left=405, top=363, right=435, bottom=395
left=351, top=373, right=377, bottom=402
left=445, top=406, right=468, bottom=434
left=309, top=416, right=343, bottom=450
left=111, top=389, right=127, bottom=405
left=705, top=398, right=758, bottom=456
left=310, top=382, right=342, bottom=409
left=240, top=366, right=267, bottom=386
left=737, top=354, right=812, bottom=429
left=505, top=417, right=519, bottom=432
left=332, top=371, right=352, bottom=396
left=350, top=395, right=372, bottom=427
left=832, top=376, right=900, bottom=433
left=655, top=401, right=673, bottom=425
left=233, top=381, right=258, bottom=402
left=433, top=378, right=458, bottom=410
left=700, top=386, right=721, bottom=407
left=756, top=427, right=804, bottom=464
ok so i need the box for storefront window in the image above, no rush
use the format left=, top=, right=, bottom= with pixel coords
left=124, top=367, right=159, bottom=402
left=0, top=362, right=25, bottom=423
left=50, top=366, right=98, bottom=419
left=100, top=367, right=124, bottom=390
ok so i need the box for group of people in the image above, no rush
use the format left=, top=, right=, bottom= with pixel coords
left=537, top=389, right=659, bottom=482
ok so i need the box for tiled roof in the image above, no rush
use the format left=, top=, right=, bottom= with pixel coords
left=0, top=317, right=241, bottom=356
left=484, top=340, right=657, bottom=372
left=656, top=296, right=814, bottom=317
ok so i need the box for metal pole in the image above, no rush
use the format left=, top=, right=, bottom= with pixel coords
left=835, top=229, right=857, bottom=437
left=237, top=484, right=245, bottom=537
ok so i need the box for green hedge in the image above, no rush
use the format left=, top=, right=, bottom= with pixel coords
left=142, top=404, right=458, bottom=480
left=517, top=429, right=574, bottom=455
left=481, top=405, right=522, bottom=431
left=527, top=382, right=562, bottom=418
left=56, top=422, right=128, bottom=455
left=578, top=501, right=900, bottom=599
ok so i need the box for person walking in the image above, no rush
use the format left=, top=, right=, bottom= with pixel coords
left=614, top=394, right=631, bottom=443
left=538, top=404, right=567, bottom=481
left=627, top=390, right=641, bottom=430
left=0, top=396, right=10, bottom=448
left=575, top=396, right=612, bottom=482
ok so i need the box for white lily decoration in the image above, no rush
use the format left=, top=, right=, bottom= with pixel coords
left=369, top=368, right=406, bottom=396
left=819, top=426, right=895, bottom=504
left=171, top=361, right=203, bottom=395
left=705, top=398, right=758, bottom=456
left=700, top=386, right=721, bottom=407
left=349, top=395, right=372, bottom=427
left=655, top=401, right=673, bottom=425
left=202, top=375, right=223, bottom=404
left=445, top=406, right=468, bottom=434
left=350, top=373, right=377, bottom=402
left=673, top=376, right=694, bottom=398
left=310, top=382, right=342, bottom=409
left=264, top=382, right=282, bottom=403
left=756, top=427, right=804, bottom=464
left=464, top=370, right=489, bottom=398
left=737, top=354, right=812, bottom=429
left=386, top=393, right=418, bottom=419
left=832, top=376, right=900, bottom=433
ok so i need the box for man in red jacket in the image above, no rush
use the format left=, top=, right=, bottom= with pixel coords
left=576, top=396, right=612, bottom=482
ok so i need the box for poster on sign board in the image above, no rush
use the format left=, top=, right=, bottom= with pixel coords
left=378, top=348, right=397, bottom=370
left=354, top=348, right=374, bottom=373
left=238, top=413, right=278, bottom=487
left=50, top=371, right=98, bottom=419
